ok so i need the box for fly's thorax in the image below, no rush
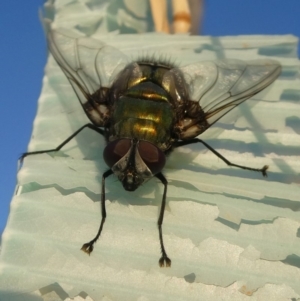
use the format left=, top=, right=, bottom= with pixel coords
left=103, top=139, right=166, bottom=191
left=110, top=61, right=189, bottom=109
left=106, top=61, right=191, bottom=148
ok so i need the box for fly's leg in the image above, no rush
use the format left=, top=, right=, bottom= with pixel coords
left=20, top=123, right=105, bottom=163
left=175, top=138, right=268, bottom=177
left=81, top=169, right=113, bottom=254
left=155, top=172, right=171, bottom=267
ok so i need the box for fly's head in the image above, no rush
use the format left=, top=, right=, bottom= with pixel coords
left=103, top=139, right=166, bottom=191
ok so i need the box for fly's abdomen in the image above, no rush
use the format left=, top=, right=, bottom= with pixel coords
left=111, top=96, right=175, bottom=150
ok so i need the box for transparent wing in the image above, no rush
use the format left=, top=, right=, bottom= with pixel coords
left=47, top=29, right=130, bottom=126
left=179, top=59, right=281, bottom=128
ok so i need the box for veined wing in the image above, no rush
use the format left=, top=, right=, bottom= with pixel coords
left=179, top=59, right=281, bottom=129
left=47, top=29, right=130, bottom=126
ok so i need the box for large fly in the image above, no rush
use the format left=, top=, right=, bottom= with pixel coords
left=21, top=29, right=281, bottom=267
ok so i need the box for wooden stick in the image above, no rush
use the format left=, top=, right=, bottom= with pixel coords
left=172, top=0, right=191, bottom=33
left=149, top=0, right=170, bottom=33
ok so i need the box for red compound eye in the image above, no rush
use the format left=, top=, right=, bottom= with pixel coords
left=103, top=139, right=131, bottom=168
left=138, top=141, right=166, bottom=174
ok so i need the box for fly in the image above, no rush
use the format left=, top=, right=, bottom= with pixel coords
left=21, top=29, right=281, bottom=267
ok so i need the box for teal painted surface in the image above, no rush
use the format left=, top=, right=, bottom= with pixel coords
left=1, top=1, right=300, bottom=300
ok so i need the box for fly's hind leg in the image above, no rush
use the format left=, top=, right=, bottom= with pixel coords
left=20, top=123, right=105, bottom=163
left=175, top=138, right=268, bottom=177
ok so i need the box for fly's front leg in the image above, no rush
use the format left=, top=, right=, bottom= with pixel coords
left=155, top=172, right=171, bottom=267
left=20, top=123, right=105, bottom=163
left=81, top=169, right=113, bottom=254
left=175, top=138, right=268, bottom=177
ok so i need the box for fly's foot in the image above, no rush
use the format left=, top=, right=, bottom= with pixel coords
left=261, top=165, right=269, bottom=177
left=159, top=255, right=171, bottom=267
left=81, top=242, right=94, bottom=255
